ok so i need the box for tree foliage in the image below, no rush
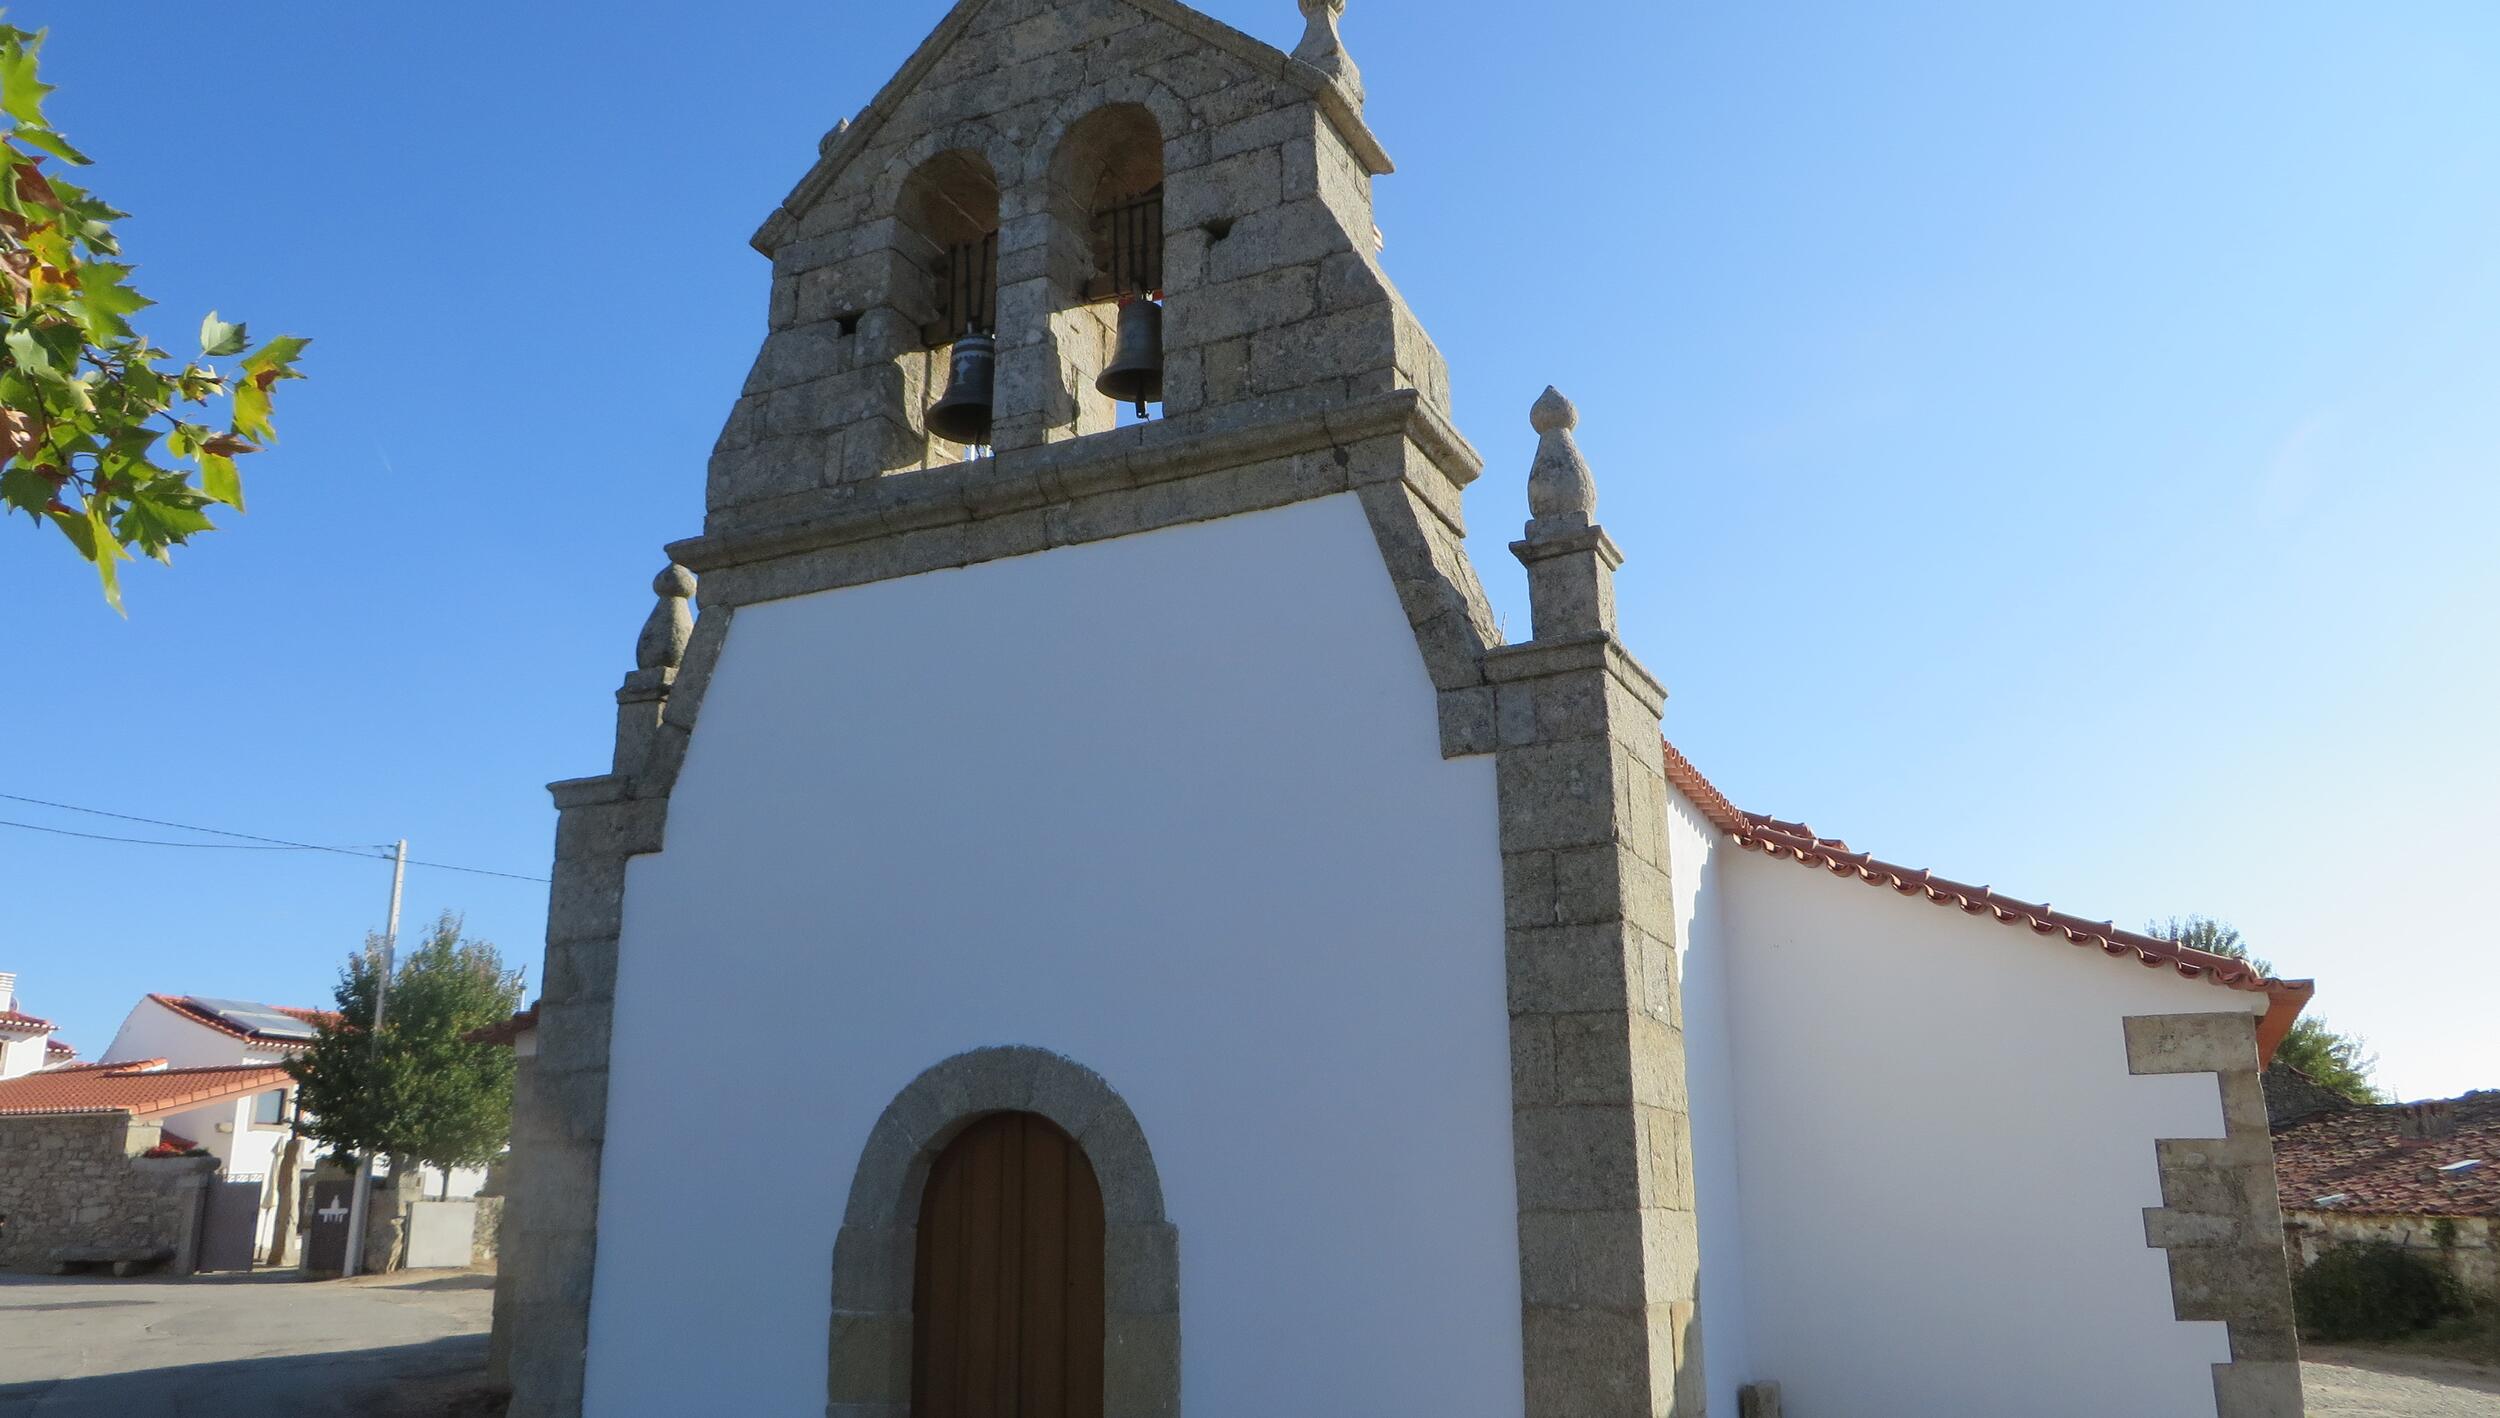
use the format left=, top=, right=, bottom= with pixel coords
left=288, top=912, right=525, bottom=1180
left=2147, top=915, right=2385, bottom=1102
left=2294, top=1241, right=2468, bottom=1342
left=0, top=20, right=307, bottom=611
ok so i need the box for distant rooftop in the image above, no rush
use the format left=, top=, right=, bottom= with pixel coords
left=148, top=994, right=338, bottom=1047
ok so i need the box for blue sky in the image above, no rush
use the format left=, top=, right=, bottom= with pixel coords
left=4, top=1, right=2493, bottom=1098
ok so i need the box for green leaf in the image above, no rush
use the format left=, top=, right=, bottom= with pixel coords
left=0, top=32, right=54, bottom=129
left=46, top=501, right=96, bottom=557
left=118, top=490, right=215, bottom=557
left=231, top=377, right=272, bottom=442
left=3, top=326, right=49, bottom=378
left=0, top=464, right=50, bottom=514
left=200, top=451, right=242, bottom=510
left=199, top=311, right=248, bottom=357
left=240, top=334, right=310, bottom=377
left=10, top=125, right=87, bottom=165
left=65, top=261, right=152, bottom=341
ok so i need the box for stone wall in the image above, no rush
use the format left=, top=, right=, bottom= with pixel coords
left=472, top=1194, right=504, bottom=1271
left=0, top=1114, right=211, bottom=1273
left=2286, top=1211, right=2497, bottom=1302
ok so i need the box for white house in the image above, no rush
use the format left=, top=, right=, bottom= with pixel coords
left=101, top=993, right=331, bottom=1070
left=0, top=973, right=76, bottom=1080
left=494, top=5, right=2313, bottom=1417
left=101, top=992, right=487, bottom=1232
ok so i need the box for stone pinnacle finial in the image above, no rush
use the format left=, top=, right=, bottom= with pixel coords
left=637, top=564, right=697, bottom=672
left=1524, top=386, right=1596, bottom=539
left=1293, top=0, right=1365, bottom=107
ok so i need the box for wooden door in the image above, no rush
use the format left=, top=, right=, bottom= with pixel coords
left=912, top=1111, right=1106, bottom=1418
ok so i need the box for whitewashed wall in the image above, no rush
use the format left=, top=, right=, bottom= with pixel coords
left=1665, top=787, right=1750, bottom=1418
left=586, top=494, right=1525, bottom=1418
left=99, top=1001, right=288, bottom=1068
left=1698, top=832, right=2267, bottom=1418
left=0, top=1032, right=46, bottom=1080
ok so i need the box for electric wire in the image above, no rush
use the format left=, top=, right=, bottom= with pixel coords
left=0, top=792, right=550, bottom=883
left=0, top=817, right=319, bottom=850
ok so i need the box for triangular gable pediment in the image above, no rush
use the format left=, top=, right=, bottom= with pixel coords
left=751, top=0, right=1388, bottom=254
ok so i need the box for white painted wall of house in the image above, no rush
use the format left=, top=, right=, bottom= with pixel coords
left=0, top=1032, right=46, bottom=1080
left=1683, top=831, right=2266, bottom=1418
left=99, top=1000, right=292, bottom=1068
left=586, top=494, right=1525, bottom=1418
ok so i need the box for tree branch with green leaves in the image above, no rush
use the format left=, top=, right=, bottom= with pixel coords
left=0, top=20, right=307, bottom=611
left=2147, top=915, right=2386, bottom=1103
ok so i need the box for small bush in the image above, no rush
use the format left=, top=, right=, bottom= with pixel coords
left=2295, top=1241, right=2469, bottom=1342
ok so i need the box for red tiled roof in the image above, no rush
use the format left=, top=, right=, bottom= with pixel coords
left=0, top=1009, right=55, bottom=1036
left=465, top=1003, right=539, bottom=1047
left=1660, top=739, right=2315, bottom=1064
left=2275, top=1093, right=2500, bottom=1218
left=43, top=1039, right=74, bottom=1061
left=0, top=1060, right=292, bottom=1119
left=146, top=994, right=334, bottom=1047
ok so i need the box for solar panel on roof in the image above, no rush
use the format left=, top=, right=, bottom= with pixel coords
left=190, top=997, right=319, bottom=1040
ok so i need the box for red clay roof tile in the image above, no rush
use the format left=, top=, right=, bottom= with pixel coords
left=2275, top=1093, right=2500, bottom=1218
left=1660, top=738, right=2314, bottom=1064
left=0, top=1060, right=292, bottom=1119
left=0, top=1009, right=55, bottom=1036
left=465, top=1003, right=538, bottom=1047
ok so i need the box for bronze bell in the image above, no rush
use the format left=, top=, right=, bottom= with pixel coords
left=1096, top=297, right=1164, bottom=416
left=926, top=330, right=997, bottom=446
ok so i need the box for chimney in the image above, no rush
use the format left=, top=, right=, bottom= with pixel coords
left=2398, top=1102, right=2457, bottom=1140
left=0, top=972, right=15, bottom=1013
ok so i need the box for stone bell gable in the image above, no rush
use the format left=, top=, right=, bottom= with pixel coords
left=706, top=0, right=1449, bottom=525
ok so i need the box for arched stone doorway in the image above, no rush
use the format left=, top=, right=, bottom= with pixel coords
left=912, top=1111, right=1106, bottom=1417
left=830, top=1047, right=1180, bottom=1417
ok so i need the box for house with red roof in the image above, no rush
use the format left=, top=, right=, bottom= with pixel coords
left=2274, top=1091, right=2499, bottom=1304
left=100, top=992, right=337, bottom=1071
left=0, top=1053, right=293, bottom=1274
left=0, top=971, right=73, bottom=1080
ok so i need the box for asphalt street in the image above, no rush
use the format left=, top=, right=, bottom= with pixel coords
left=0, top=1270, right=490, bottom=1418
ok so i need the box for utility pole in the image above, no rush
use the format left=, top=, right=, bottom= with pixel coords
left=342, top=839, right=407, bottom=1279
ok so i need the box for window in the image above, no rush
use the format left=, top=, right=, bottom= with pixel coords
left=253, top=1089, right=287, bottom=1127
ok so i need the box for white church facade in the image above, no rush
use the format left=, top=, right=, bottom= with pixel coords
left=494, top=4, right=2311, bottom=1416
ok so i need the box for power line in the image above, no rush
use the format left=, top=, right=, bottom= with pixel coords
left=0, top=792, right=550, bottom=884
left=0, top=791, right=370, bottom=855
left=0, top=818, right=320, bottom=850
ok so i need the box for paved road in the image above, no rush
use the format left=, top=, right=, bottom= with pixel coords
left=5, top=1270, right=2496, bottom=1416
left=0, top=1270, right=490, bottom=1418
left=2305, top=1349, right=2500, bottom=1418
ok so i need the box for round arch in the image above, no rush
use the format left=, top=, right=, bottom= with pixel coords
left=828, top=1046, right=1181, bottom=1416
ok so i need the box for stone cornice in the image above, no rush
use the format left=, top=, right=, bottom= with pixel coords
left=670, top=389, right=1479, bottom=577
left=1482, top=632, right=1668, bottom=717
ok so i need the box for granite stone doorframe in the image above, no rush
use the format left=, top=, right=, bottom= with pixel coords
left=829, top=1046, right=1181, bottom=1418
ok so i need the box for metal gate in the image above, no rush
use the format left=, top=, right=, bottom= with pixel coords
left=304, top=1179, right=353, bottom=1272
left=198, top=1179, right=261, bottom=1272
